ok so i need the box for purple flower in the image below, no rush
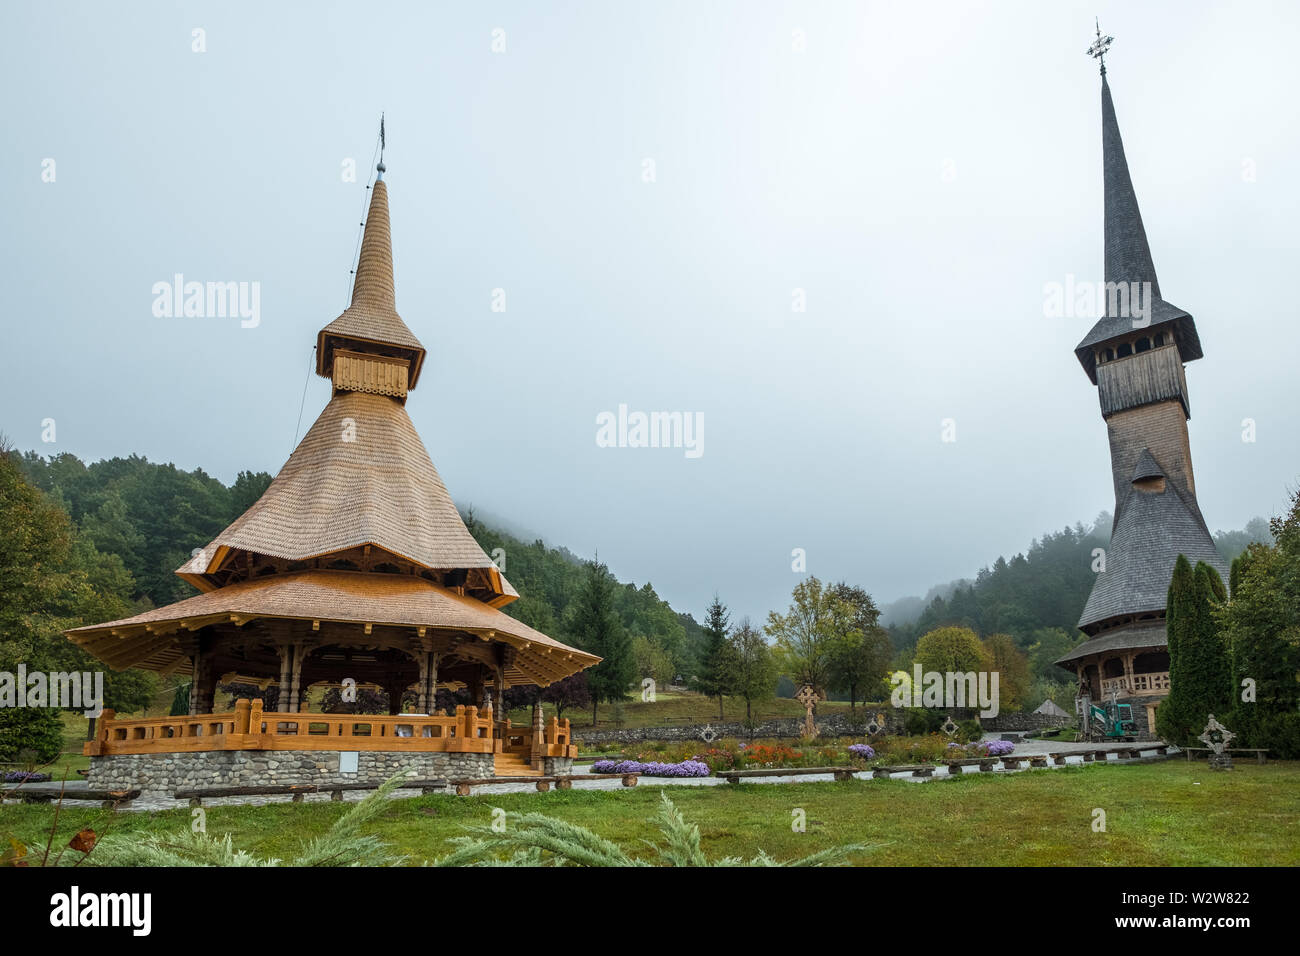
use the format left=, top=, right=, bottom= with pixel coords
left=848, top=744, right=875, bottom=760
left=985, top=740, right=1015, bottom=757
left=591, top=759, right=709, bottom=777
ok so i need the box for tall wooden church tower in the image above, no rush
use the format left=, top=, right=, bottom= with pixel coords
left=1056, top=29, right=1228, bottom=737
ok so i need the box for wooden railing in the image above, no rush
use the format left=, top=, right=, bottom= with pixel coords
left=86, top=700, right=578, bottom=758
left=1100, top=671, right=1170, bottom=698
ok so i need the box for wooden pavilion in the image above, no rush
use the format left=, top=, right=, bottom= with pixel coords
left=66, top=158, right=598, bottom=787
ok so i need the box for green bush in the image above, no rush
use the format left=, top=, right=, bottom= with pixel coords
left=0, top=707, right=65, bottom=764
left=902, top=708, right=945, bottom=736
left=957, top=718, right=983, bottom=742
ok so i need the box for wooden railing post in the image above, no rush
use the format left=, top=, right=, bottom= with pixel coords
left=249, top=698, right=264, bottom=740
left=233, top=698, right=251, bottom=735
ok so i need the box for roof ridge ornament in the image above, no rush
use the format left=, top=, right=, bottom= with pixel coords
left=376, top=112, right=386, bottom=179
left=1087, top=18, right=1113, bottom=76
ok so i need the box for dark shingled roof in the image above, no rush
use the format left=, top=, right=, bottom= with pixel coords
left=1056, top=622, right=1169, bottom=666
left=1077, top=449, right=1228, bottom=631
left=1074, top=75, right=1203, bottom=383
left=1131, top=448, right=1165, bottom=481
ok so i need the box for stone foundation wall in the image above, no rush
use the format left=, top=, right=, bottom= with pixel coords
left=88, top=750, right=495, bottom=794
left=544, top=756, right=573, bottom=775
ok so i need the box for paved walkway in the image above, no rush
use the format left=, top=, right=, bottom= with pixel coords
left=2, top=742, right=1176, bottom=812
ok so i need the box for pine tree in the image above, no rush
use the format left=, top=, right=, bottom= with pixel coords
left=693, top=595, right=736, bottom=719
left=568, top=559, right=634, bottom=725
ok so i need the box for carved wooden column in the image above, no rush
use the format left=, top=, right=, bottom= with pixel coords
left=415, top=654, right=426, bottom=713
left=469, top=668, right=484, bottom=712
left=276, top=643, right=292, bottom=713
left=288, top=641, right=306, bottom=713
left=531, top=701, right=545, bottom=772
left=428, top=653, right=439, bottom=713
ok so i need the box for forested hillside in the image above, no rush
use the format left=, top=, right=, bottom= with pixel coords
left=4, top=444, right=1273, bottom=725
left=10, top=449, right=708, bottom=683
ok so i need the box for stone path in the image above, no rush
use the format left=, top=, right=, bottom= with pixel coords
left=2, top=742, right=1175, bottom=812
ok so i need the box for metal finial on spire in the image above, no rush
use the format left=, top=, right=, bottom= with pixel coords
left=1087, top=18, right=1113, bottom=75
left=377, top=112, right=387, bottom=178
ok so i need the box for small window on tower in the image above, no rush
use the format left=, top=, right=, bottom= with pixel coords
left=1153, top=331, right=1165, bottom=347
left=1117, top=342, right=1133, bottom=358
left=1136, top=337, right=1151, bottom=353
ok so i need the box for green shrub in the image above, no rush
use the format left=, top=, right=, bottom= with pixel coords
left=0, top=707, right=65, bottom=764
left=902, top=709, right=945, bottom=736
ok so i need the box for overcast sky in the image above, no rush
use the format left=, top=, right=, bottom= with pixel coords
left=3, top=1, right=1298, bottom=625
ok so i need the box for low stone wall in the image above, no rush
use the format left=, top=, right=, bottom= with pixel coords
left=544, top=756, right=573, bottom=775
left=574, top=711, right=902, bottom=748
left=87, top=750, right=494, bottom=795
left=981, top=711, right=1074, bottom=733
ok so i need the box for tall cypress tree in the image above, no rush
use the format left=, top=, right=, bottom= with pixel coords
left=1157, top=555, right=1196, bottom=744
left=1191, top=561, right=1233, bottom=722
left=1158, top=555, right=1232, bottom=745
left=693, top=595, right=736, bottom=719
left=569, top=559, right=633, bottom=726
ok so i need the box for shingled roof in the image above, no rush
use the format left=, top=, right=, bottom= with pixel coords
left=176, top=390, right=517, bottom=598
left=316, top=178, right=428, bottom=387
left=66, top=570, right=596, bottom=686
left=1074, top=74, right=1203, bottom=383
left=1077, top=449, right=1227, bottom=632
left=1056, top=621, right=1169, bottom=665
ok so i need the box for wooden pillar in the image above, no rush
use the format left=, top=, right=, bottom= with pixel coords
left=189, top=653, right=202, bottom=716
left=494, top=667, right=506, bottom=722
left=531, top=700, right=545, bottom=772
left=415, top=653, right=429, bottom=714
left=288, top=642, right=305, bottom=714
left=428, top=654, right=439, bottom=713
left=469, top=668, right=484, bottom=711
left=276, top=643, right=292, bottom=713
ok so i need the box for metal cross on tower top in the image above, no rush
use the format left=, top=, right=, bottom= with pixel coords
left=1087, top=18, right=1114, bottom=75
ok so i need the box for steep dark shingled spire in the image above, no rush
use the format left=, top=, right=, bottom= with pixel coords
left=1074, top=71, right=1203, bottom=382
left=1101, top=74, right=1160, bottom=297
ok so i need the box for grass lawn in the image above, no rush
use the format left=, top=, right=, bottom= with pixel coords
left=3, top=761, right=1296, bottom=866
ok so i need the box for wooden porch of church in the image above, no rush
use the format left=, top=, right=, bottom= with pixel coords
left=85, top=698, right=577, bottom=773
left=1076, top=649, right=1171, bottom=701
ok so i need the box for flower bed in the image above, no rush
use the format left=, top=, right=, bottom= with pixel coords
left=3, top=771, right=51, bottom=784
left=984, top=739, right=1015, bottom=757
left=591, top=759, right=710, bottom=778
left=848, top=744, right=875, bottom=760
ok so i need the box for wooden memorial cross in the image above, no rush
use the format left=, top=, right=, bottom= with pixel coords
left=795, top=684, right=822, bottom=739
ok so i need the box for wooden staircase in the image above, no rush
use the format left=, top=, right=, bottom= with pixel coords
left=494, top=752, right=542, bottom=777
